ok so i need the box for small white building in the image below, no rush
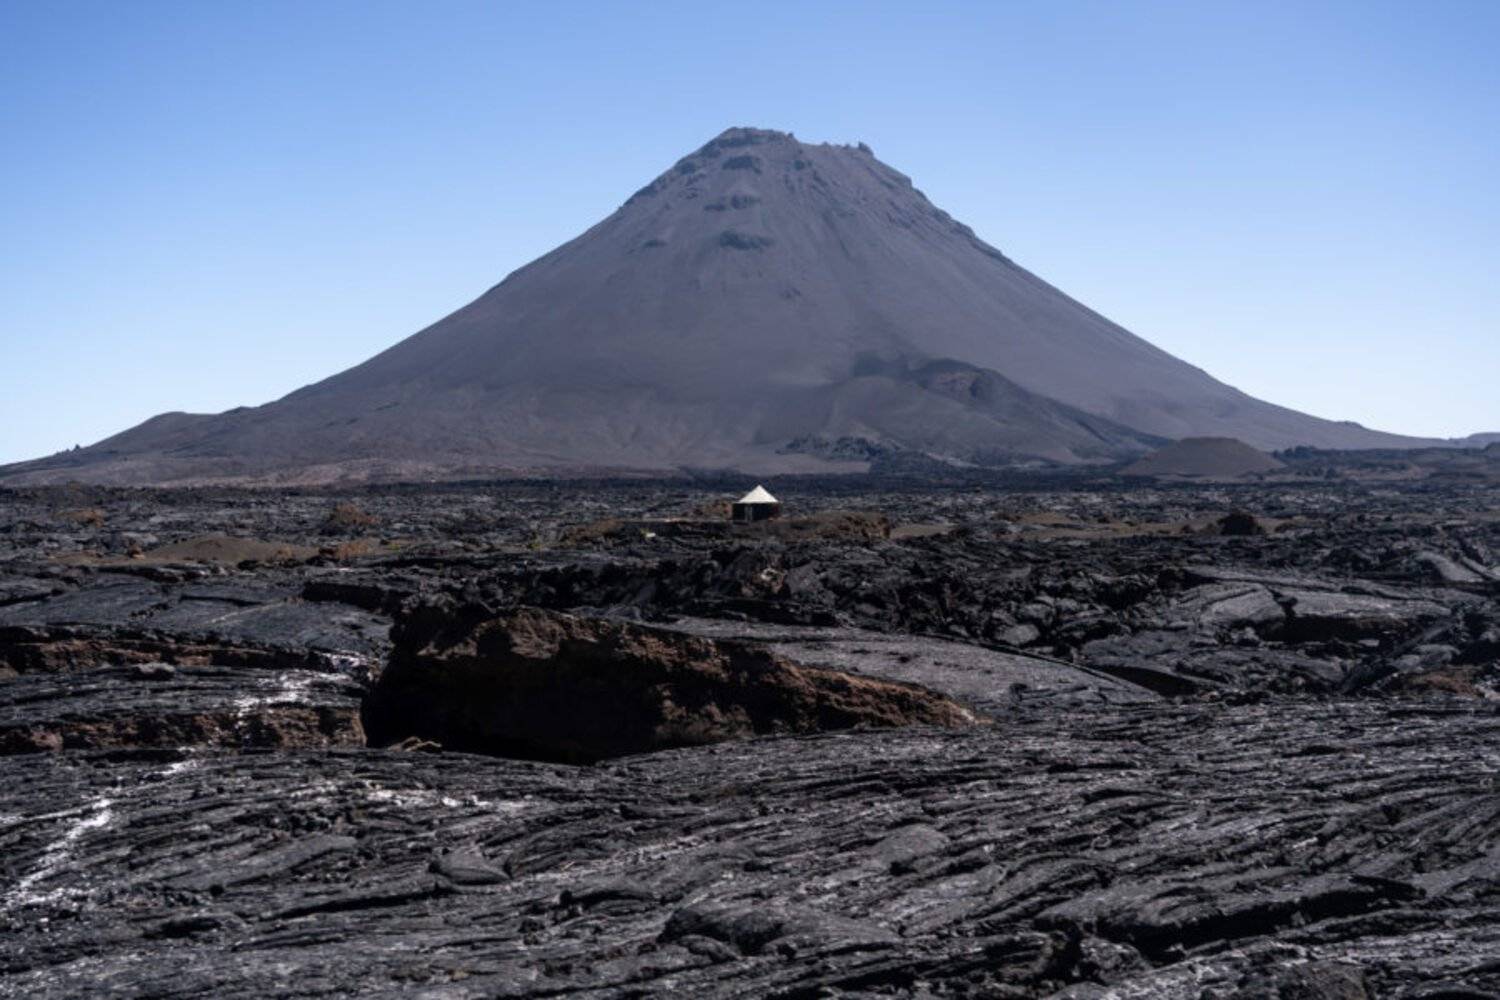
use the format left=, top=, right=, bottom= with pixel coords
left=731, top=485, right=782, bottom=523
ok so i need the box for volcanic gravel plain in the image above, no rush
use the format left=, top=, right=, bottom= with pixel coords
left=2, top=469, right=1499, bottom=998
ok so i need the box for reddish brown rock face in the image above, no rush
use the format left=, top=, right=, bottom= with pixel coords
left=365, top=606, right=977, bottom=762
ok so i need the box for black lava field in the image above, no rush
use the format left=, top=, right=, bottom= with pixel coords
left=3, top=473, right=1499, bottom=998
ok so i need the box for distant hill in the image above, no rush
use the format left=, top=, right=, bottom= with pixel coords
left=1, top=127, right=1442, bottom=485
left=1122, top=437, right=1285, bottom=479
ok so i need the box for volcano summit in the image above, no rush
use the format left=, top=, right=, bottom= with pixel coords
left=3, top=127, right=1434, bottom=485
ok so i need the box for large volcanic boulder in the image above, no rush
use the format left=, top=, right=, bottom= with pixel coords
left=364, top=606, right=977, bottom=762
left=1216, top=510, right=1270, bottom=536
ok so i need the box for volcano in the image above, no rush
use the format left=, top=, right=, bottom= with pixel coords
left=3, top=127, right=1437, bottom=485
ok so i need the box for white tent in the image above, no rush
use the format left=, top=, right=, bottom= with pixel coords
left=736, top=485, right=779, bottom=505
left=731, top=485, right=782, bottom=522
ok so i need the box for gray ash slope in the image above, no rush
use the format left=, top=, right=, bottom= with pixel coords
left=4, top=127, right=1436, bottom=485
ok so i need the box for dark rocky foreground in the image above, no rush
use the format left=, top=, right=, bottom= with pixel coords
left=2, top=475, right=1499, bottom=997
left=5, top=700, right=1499, bottom=999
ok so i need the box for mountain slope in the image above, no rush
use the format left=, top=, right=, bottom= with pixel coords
left=2, top=127, right=1439, bottom=485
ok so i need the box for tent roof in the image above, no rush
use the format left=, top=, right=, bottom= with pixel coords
left=736, top=485, right=779, bottom=505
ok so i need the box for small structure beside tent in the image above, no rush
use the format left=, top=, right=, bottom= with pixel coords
left=731, top=485, right=782, bottom=523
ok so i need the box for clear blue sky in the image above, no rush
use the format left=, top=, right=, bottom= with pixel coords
left=3, top=0, right=1496, bottom=464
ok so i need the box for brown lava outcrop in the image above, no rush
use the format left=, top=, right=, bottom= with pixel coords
left=366, top=605, right=976, bottom=762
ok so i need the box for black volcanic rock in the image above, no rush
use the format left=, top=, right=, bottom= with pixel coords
left=1217, top=509, right=1269, bottom=535
left=1, top=127, right=1438, bottom=485
left=5, top=700, right=1500, bottom=997
left=0, top=663, right=366, bottom=754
